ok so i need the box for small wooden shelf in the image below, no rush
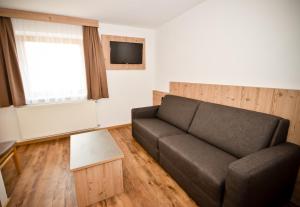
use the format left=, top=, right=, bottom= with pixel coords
left=102, top=35, right=145, bottom=70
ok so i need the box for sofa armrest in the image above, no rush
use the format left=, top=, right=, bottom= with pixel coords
left=223, top=143, right=300, bottom=207
left=131, top=105, right=160, bottom=120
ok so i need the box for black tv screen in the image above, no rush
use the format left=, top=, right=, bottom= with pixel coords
left=110, top=41, right=143, bottom=64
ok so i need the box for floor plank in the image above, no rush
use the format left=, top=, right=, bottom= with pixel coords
left=4, top=126, right=197, bottom=207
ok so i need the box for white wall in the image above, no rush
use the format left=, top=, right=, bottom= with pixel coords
left=155, top=0, right=300, bottom=92
left=0, top=107, right=21, bottom=141
left=0, top=23, right=156, bottom=141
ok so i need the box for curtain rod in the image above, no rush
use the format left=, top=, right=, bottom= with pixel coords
left=0, top=8, right=99, bottom=27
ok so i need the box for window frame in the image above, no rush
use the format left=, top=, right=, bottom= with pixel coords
left=14, top=34, right=88, bottom=105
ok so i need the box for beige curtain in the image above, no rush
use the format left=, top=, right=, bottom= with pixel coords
left=83, top=26, right=109, bottom=99
left=0, top=17, right=26, bottom=107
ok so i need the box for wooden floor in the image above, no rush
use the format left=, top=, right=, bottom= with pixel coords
left=2, top=126, right=197, bottom=207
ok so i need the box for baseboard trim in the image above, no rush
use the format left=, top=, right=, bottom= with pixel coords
left=105, top=123, right=131, bottom=130
left=16, top=123, right=131, bottom=146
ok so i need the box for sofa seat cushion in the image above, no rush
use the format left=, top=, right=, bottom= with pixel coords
left=132, top=118, right=185, bottom=149
left=156, top=95, right=200, bottom=131
left=159, top=134, right=237, bottom=201
left=188, top=102, right=280, bottom=158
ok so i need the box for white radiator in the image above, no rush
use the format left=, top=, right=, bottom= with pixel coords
left=16, top=101, right=98, bottom=140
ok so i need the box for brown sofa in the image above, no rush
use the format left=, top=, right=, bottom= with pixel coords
left=131, top=95, right=300, bottom=207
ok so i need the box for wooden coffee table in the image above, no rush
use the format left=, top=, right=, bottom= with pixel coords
left=70, top=130, right=124, bottom=207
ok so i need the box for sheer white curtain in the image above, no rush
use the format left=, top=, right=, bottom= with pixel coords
left=12, top=18, right=87, bottom=104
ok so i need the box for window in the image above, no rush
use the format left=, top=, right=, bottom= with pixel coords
left=12, top=19, right=87, bottom=104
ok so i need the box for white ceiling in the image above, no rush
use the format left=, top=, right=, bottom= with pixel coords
left=0, top=0, right=204, bottom=28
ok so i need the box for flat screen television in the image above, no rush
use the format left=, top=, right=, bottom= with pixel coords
left=110, top=41, right=143, bottom=64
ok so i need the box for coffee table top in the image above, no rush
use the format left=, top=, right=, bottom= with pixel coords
left=70, top=130, right=124, bottom=171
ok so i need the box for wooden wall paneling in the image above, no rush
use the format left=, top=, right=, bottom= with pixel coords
left=239, top=87, right=260, bottom=110
left=220, top=85, right=243, bottom=107
left=176, top=82, right=186, bottom=96
left=200, top=84, right=218, bottom=103
left=184, top=83, right=198, bottom=99
left=271, top=89, right=300, bottom=145
left=153, top=90, right=168, bottom=105
left=238, top=87, right=275, bottom=113
left=170, top=82, right=180, bottom=96
left=192, top=84, right=204, bottom=100
left=203, top=84, right=216, bottom=102
left=253, top=88, right=275, bottom=114
left=207, top=84, right=220, bottom=104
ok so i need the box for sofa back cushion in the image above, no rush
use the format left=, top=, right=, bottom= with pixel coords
left=188, top=102, right=280, bottom=158
left=157, top=95, right=200, bottom=131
